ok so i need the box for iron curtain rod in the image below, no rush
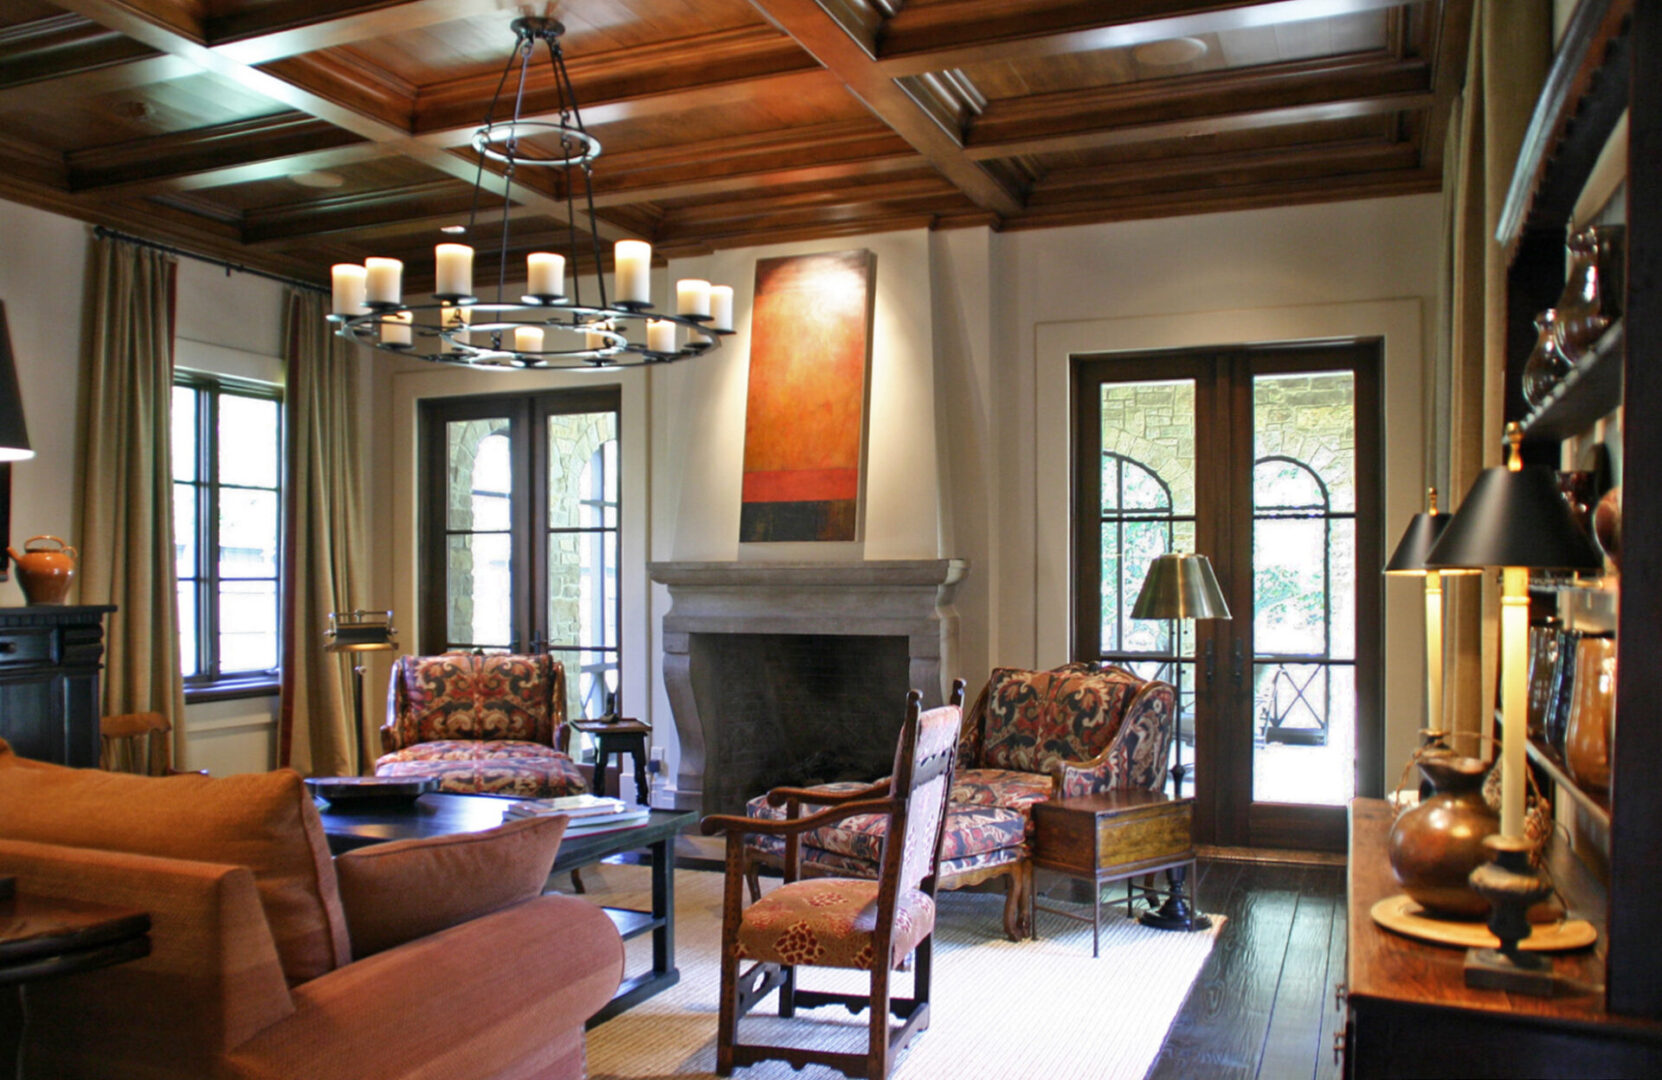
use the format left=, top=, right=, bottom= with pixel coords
left=92, top=225, right=328, bottom=295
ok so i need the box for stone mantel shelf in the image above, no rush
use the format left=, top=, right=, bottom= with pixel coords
left=648, top=559, right=966, bottom=589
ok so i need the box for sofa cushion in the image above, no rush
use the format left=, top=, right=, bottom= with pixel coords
left=746, top=793, right=1026, bottom=864
left=0, top=738, right=349, bottom=986
left=385, top=653, right=560, bottom=747
left=335, top=812, right=568, bottom=958
left=375, top=740, right=588, bottom=797
left=735, top=879, right=934, bottom=971
left=978, top=665, right=1141, bottom=775
left=948, top=768, right=1056, bottom=815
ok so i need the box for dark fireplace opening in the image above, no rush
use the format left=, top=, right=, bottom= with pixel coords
left=690, top=632, right=912, bottom=816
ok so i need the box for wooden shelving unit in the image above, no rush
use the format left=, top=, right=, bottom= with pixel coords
left=1520, top=321, right=1623, bottom=441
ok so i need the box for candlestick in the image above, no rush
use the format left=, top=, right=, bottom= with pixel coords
left=514, top=325, right=544, bottom=353
left=646, top=318, right=676, bottom=353
left=527, top=252, right=566, bottom=299
left=331, top=264, right=366, bottom=316
left=442, top=304, right=471, bottom=350
left=434, top=243, right=473, bottom=299
left=614, top=240, right=651, bottom=305
left=364, top=258, right=403, bottom=305
left=380, top=310, right=412, bottom=347
left=676, top=278, right=711, bottom=318
left=710, top=285, right=734, bottom=332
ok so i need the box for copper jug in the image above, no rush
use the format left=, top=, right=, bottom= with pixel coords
left=7, top=535, right=76, bottom=605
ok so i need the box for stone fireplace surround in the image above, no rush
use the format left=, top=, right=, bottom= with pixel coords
left=648, top=560, right=965, bottom=815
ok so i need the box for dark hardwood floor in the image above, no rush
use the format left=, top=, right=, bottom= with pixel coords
left=1146, top=856, right=1347, bottom=1080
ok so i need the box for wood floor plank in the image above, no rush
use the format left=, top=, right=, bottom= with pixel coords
left=1256, top=885, right=1338, bottom=1079
left=1147, top=861, right=1307, bottom=1080
left=1313, top=869, right=1349, bottom=1080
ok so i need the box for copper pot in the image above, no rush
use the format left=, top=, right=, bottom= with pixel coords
left=1387, top=753, right=1499, bottom=919
left=6, top=535, right=76, bottom=605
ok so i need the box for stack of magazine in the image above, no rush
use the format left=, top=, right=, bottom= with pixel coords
left=504, top=793, right=650, bottom=834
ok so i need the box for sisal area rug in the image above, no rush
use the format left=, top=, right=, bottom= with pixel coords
left=573, top=863, right=1221, bottom=1080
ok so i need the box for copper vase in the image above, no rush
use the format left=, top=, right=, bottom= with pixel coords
left=1388, top=754, right=1499, bottom=919
left=6, top=535, right=77, bottom=606
left=1565, top=635, right=1616, bottom=794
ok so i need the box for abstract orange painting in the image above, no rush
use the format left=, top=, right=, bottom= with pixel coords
left=740, top=250, right=876, bottom=542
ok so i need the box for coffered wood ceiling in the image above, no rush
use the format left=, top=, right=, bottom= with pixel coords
left=0, top=0, right=1472, bottom=290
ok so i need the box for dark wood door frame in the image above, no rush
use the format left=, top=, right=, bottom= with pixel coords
left=1071, top=339, right=1383, bottom=852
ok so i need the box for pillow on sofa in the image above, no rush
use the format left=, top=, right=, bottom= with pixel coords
left=979, top=665, right=1141, bottom=775
left=334, top=812, right=569, bottom=958
left=0, top=738, right=349, bottom=986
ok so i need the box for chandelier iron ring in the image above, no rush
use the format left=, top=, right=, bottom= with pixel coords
left=329, top=300, right=728, bottom=371
left=471, top=121, right=600, bottom=168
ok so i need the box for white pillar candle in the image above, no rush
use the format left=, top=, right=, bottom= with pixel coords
left=514, top=325, right=544, bottom=353
left=331, top=264, right=366, bottom=316
left=527, top=252, right=566, bottom=298
left=676, top=278, right=711, bottom=318
left=1500, top=566, right=1529, bottom=837
left=710, top=284, right=735, bottom=332
left=380, top=310, right=412, bottom=347
left=364, top=257, right=403, bottom=305
left=614, top=240, right=651, bottom=305
left=434, top=244, right=473, bottom=298
left=646, top=318, right=676, bottom=353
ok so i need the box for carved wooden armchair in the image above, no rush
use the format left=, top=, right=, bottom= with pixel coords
left=701, top=690, right=960, bottom=1080
left=376, top=652, right=588, bottom=798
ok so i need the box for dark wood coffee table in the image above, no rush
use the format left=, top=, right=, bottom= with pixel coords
left=316, top=794, right=694, bottom=1025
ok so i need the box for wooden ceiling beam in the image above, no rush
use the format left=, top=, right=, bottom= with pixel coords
left=55, top=0, right=634, bottom=242
left=1027, top=139, right=1423, bottom=203
left=965, top=57, right=1434, bottom=158
left=0, top=52, right=196, bottom=111
left=210, top=0, right=520, bottom=64
left=0, top=12, right=159, bottom=90
left=872, top=0, right=1418, bottom=76
left=588, top=152, right=924, bottom=210
left=746, top=0, right=1025, bottom=218
left=1416, top=0, right=1474, bottom=176
left=242, top=179, right=506, bottom=245
left=65, top=111, right=367, bottom=192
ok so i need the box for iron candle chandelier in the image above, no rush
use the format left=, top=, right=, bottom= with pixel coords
left=327, top=17, right=733, bottom=369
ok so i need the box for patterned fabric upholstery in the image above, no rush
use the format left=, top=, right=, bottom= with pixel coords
left=736, top=879, right=935, bottom=971
left=1058, top=679, right=1176, bottom=798
left=746, top=791, right=1026, bottom=866
left=948, top=768, right=1056, bottom=813
left=383, top=653, right=564, bottom=750
left=376, top=741, right=588, bottom=797
left=377, top=654, right=586, bottom=799
left=975, top=664, right=1141, bottom=776
left=897, top=703, right=961, bottom=894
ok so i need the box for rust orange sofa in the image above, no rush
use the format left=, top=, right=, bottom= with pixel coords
left=0, top=738, right=623, bottom=1080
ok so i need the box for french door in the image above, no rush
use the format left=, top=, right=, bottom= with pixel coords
left=1073, top=341, right=1382, bottom=851
left=419, top=388, right=621, bottom=722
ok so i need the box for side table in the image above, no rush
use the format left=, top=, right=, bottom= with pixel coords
left=1031, top=790, right=1200, bottom=955
left=571, top=718, right=652, bottom=805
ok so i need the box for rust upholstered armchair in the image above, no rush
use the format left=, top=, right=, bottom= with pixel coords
left=0, top=738, right=623, bottom=1080
left=377, top=651, right=588, bottom=798
left=951, top=662, right=1177, bottom=815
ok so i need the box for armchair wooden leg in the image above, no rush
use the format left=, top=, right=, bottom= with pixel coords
left=717, top=947, right=740, bottom=1077
left=778, top=964, right=797, bottom=1018
left=913, top=934, right=934, bottom=1011
left=744, top=861, right=762, bottom=903
left=867, top=963, right=891, bottom=1080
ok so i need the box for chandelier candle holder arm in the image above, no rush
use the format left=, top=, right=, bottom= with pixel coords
left=325, top=17, right=735, bottom=370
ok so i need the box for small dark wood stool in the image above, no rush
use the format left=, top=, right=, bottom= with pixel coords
left=570, top=718, right=652, bottom=805
left=1031, top=790, right=1201, bottom=955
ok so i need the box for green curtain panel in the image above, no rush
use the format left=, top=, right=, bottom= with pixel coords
left=279, top=289, right=367, bottom=776
left=77, top=235, right=186, bottom=757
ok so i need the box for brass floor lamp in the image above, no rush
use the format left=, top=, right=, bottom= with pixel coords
left=1131, top=552, right=1230, bottom=932
left=324, top=610, right=397, bottom=775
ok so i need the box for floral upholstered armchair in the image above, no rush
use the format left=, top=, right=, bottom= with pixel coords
left=376, top=652, right=588, bottom=798
left=952, top=662, right=1177, bottom=814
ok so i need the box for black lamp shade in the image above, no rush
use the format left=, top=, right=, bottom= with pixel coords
left=1385, top=513, right=1483, bottom=574
left=1424, top=464, right=1603, bottom=571
left=0, top=302, right=33, bottom=462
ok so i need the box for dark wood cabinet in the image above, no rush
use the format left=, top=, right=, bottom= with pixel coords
left=0, top=605, right=115, bottom=767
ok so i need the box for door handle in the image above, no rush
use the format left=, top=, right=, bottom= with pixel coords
left=1231, top=639, right=1246, bottom=688
left=1202, top=639, right=1216, bottom=689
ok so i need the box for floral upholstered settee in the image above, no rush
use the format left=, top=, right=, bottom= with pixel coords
left=952, top=662, right=1177, bottom=817
left=376, top=652, right=588, bottom=798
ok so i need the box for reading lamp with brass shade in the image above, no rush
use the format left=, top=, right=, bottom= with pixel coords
left=1384, top=488, right=1479, bottom=749
left=1129, top=552, right=1229, bottom=933
left=324, top=610, right=398, bottom=776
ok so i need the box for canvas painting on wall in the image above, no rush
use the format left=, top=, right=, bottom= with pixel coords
left=740, top=249, right=876, bottom=543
